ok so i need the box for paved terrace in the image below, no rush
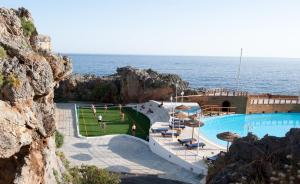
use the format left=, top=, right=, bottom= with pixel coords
left=55, top=103, right=200, bottom=184
left=136, top=101, right=226, bottom=181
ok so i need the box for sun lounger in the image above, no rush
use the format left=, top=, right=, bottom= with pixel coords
left=169, top=120, right=181, bottom=124
left=185, top=142, right=206, bottom=149
left=177, top=138, right=196, bottom=145
left=161, top=131, right=180, bottom=137
left=169, top=124, right=185, bottom=129
left=151, top=127, right=169, bottom=133
left=207, top=155, right=218, bottom=161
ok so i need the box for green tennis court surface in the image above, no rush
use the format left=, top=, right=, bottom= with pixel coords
left=77, top=106, right=150, bottom=140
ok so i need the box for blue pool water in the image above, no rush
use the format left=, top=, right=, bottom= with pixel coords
left=179, top=106, right=200, bottom=114
left=200, top=113, right=300, bottom=147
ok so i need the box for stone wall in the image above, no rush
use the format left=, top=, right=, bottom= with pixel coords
left=184, top=96, right=248, bottom=114
left=246, top=103, right=300, bottom=114
left=184, top=95, right=300, bottom=114
left=32, top=35, right=51, bottom=52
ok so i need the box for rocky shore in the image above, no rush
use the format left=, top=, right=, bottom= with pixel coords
left=207, top=128, right=300, bottom=184
left=0, top=7, right=71, bottom=183
left=55, top=66, right=193, bottom=103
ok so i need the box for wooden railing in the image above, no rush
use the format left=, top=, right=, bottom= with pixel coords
left=179, top=88, right=248, bottom=98
left=201, top=105, right=237, bottom=116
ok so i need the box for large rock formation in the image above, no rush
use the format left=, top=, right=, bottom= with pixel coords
left=207, top=129, right=300, bottom=184
left=0, top=7, right=71, bottom=183
left=55, top=66, right=189, bottom=103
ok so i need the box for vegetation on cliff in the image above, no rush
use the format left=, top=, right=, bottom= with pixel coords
left=20, top=17, right=36, bottom=37
left=55, top=151, right=120, bottom=184
left=55, top=131, right=64, bottom=148
left=69, top=165, right=120, bottom=184
left=0, top=46, right=7, bottom=59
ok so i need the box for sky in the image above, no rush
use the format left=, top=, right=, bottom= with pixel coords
left=2, top=0, right=300, bottom=58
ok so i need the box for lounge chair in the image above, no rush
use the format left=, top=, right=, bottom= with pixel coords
left=151, top=127, right=169, bottom=133
left=207, top=155, right=218, bottom=161
left=185, top=142, right=206, bottom=149
left=171, top=121, right=184, bottom=125
left=177, top=138, right=196, bottom=145
left=169, top=124, right=185, bottom=129
left=161, top=131, right=180, bottom=137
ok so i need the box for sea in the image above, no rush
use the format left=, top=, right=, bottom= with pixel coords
left=68, top=54, right=300, bottom=96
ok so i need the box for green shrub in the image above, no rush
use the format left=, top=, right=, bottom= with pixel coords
left=53, top=169, right=61, bottom=184
left=69, top=165, right=120, bottom=184
left=0, top=47, right=7, bottom=59
left=55, top=131, right=64, bottom=148
left=7, top=73, right=21, bottom=88
left=0, top=74, right=4, bottom=89
left=56, top=151, right=70, bottom=169
left=62, top=172, right=72, bottom=183
left=92, top=83, right=118, bottom=102
left=21, top=17, right=36, bottom=37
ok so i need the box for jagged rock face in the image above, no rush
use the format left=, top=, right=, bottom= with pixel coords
left=116, top=66, right=188, bottom=103
left=0, top=8, right=72, bottom=184
left=55, top=66, right=188, bottom=103
left=207, top=129, right=300, bottom=184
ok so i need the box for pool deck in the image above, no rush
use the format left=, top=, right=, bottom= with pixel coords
left=136, top=101, right=226, bottom=183
left=55, top=103, right=200, bottom=184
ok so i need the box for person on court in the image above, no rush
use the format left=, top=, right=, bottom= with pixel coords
left=91, top=104, right=96, bottom=117
left=104, top=104, right=108, bottom=112
left=98, top=114, right=102, bottom=123
left=131, top=123, right=136, bottom=136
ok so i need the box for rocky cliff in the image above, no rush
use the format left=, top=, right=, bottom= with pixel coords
left=0, top=7, right=71, bottom=184
left=55, top=66, right=189, bottom=103
left=207, top=129, right=300, bottom=184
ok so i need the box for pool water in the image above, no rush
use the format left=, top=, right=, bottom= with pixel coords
left=200, top=113, right=300, bottom=147
left=177, top=106, right=200, bottom=114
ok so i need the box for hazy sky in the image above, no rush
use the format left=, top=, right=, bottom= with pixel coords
left=2, top=0, right=300, bottom=57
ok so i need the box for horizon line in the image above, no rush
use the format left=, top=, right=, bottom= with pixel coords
left=58, top=52, right=300, bottom=60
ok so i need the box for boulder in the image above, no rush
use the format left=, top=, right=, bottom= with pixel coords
left=207, top=129, right=300, bottom=184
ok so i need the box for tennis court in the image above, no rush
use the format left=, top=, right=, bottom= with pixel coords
left=77, top=105, right=150, bottom=140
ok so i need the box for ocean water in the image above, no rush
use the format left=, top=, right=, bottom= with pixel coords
left=201, top=113, right=300, bottom=147
left=69, top=54, right=300, bottom=95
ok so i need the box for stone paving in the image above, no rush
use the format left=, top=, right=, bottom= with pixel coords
left=55, top=103, right=200, bottom=184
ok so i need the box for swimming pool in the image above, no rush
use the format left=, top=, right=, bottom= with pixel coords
left=200, top=113, right=300, bottom=147
left=177, top=106, right=200, bottom=114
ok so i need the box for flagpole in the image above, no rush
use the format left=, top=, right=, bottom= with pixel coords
left=236, top=48, right=243, bottom=91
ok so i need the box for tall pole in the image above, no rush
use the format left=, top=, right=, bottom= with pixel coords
left=175, top=82, right=178, bottom=105
left=236, top=48, right=243, bottom=91
left=170, top=96, right=175, bottom=141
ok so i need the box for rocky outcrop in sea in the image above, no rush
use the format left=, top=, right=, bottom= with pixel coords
left=0, top=7, right=71, bottom=183
left=55, top=66, right=190, bottom=103
left=207, top=128, right=300, bottom=184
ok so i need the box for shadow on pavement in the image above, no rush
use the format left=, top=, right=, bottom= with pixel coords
left=73, top=143, right=92, bottom=148
left=120, top=174, right=188, bottom=184
left=106, top=165, right=131, bottom=173
left=71, top=153, right=93, bottom=161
